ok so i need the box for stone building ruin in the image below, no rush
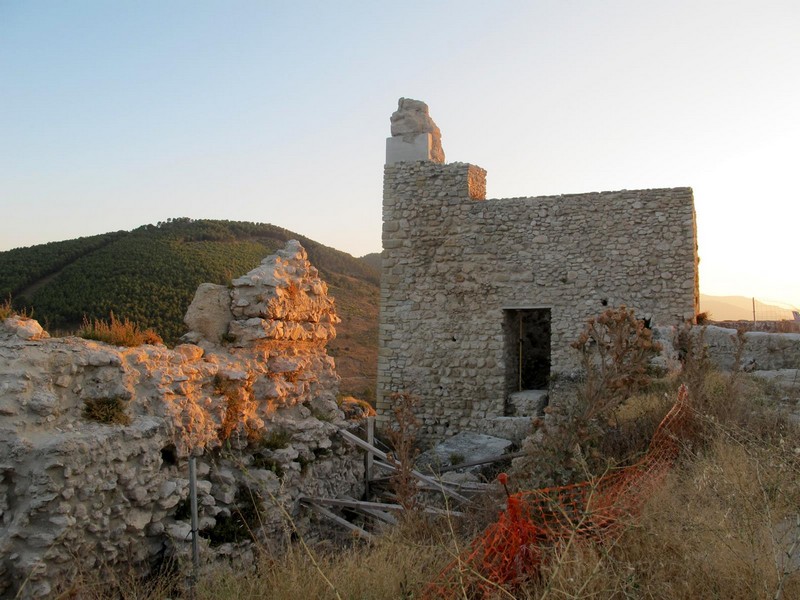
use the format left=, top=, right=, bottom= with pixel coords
left=0, top=241, right=367, bottom=598
left=377, top=98, right=700, bottom=443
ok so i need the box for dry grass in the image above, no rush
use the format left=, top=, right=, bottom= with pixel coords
left=516, top=432, right=800, bottom=599
left=51, top=369, right=800, bottom=599
left=78, top=312, right=163, bottom=347
left=82, top=396, right=132, bottom=425
left=0, top=297, right=14, bottom=320
left=0, top=296, right=32, bottom=320
left=195, top=521, right=453, bottom=600
left=509, top=364, right=800, bottom=600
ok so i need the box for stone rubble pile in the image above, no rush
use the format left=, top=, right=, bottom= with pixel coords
left=0, top=241, right=364, bottom=598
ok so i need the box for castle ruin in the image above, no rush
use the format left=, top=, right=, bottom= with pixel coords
left=377, top=98, right=699, bottom=442
left=0, top=241, right=366, bottom=598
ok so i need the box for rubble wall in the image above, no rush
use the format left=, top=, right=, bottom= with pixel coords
left=698, top=326, right=800, bottom=371
left=378, top=161, right=698, bottom=441
left=0, top=241, right=365, bottom=598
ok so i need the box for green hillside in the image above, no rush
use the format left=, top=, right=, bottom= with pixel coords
left=0, top=218, right=380, bottom=400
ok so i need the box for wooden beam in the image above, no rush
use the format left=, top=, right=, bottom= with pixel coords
left=436, top=450, right=526, bottom=473
left=300, top=496, right=465, bottom=518
left=337, top=429, right=469, bottom=504
left=369, top=473, right=494, bottom=493
left=302, top=500, right=374, bottom=542
left=364, top=417, right=375, bottom=493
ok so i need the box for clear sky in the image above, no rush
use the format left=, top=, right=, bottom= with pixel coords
left=1, top=1, right=798, bottom=308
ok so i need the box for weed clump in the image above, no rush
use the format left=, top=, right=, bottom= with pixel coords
left=257, top=428, right=291, bottom=450
left=0, top=297, right=31, bottom=320
left=0, top=297, right=15, bottom=320
left=82, top=396, right=132, bottom=425
left=78, top=313, right=162, bottom=347
left=571, top=305, right=661, bottom=414
left=385, top=392, right=421, bottom=511
left=202, top=484, right=265, bottom=547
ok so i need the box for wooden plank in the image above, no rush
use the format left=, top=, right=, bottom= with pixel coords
left=359, top=507, right=398, bottom=525
left=378, top=492, right=466, bottom=517
left=369, top=473, right=494, bottom=493
left=300, top=496, right=464, bottom=517
left=364, top=417, right=375, bottom=495
left=301, top=496, right=403, bottom=512
left=338, top=429, right=469, bottom=504
left=436, top=450, right=526, bottom=473
left=302, top=500, right=375, bottom=542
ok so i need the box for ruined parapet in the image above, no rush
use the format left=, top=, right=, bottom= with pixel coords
left=184, top=239, right=339, bottom=348
left=698, top=325, right=800, bottom=371
left=386, top=98, right=446, bottom=164
left=0, top=241, right=363, bottom=598
left=378, top=99, right=699, bottom=443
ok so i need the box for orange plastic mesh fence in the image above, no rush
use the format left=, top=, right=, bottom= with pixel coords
left=424, top=385, right=692, bottom=599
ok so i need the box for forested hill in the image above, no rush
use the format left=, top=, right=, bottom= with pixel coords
left=0, top=218, right=380, bottom=400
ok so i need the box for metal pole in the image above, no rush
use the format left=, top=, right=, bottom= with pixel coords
left=752, top=297, right=757, bottom=323
left=189, top=455, right=199, bottom=586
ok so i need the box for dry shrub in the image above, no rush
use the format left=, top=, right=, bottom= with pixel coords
left=597, top=389, right=674, bottom=464
left=195, top=520, right=453, bottom=600
left=0, top=297, right=14, bottom=320
left=385, top=391, right=421, bottom=510
left=82, top=396, right=132, bottom=425
left=214, top=374, right=258, bottom=441
left=79, top=312, right=163, bottom=347
left=0, top=296, right=32, bottom=320
left=571, top=305, right=662, bottom=417
left=516, top=306, right=662, bottom=487
left=772, top=320, right=800, bottom=334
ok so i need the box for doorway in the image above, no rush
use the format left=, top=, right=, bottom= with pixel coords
left=504, top=308, right=551, bottom=393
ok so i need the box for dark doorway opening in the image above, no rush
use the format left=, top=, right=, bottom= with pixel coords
left=504, top=308, right=551, bottom=393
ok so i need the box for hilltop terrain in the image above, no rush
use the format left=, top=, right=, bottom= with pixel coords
left=0, top=219, right=380, bottom=399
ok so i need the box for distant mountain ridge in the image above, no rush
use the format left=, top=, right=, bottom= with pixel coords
left=700, top=294, right=797, bottom=322
left=0, top=218, right=380, bottom=399
left=359, top=252, right=381, bottom=271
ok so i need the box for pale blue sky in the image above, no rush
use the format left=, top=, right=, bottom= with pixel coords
left=1, top=1, right=798, bottom=307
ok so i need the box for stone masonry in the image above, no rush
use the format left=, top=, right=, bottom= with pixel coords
left=0, top=241, right=365, bottom=598
left=377, top=99, right=699, bottom=443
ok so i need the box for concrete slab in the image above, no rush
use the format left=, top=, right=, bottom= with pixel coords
left=416, top=430, right=514, bottom=473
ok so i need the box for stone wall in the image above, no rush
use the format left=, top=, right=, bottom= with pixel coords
left=378, top=159, right=698, bottom=442
left=0, top=241, right=366, bottom=598
left=699, top=326, right=800, bottom=372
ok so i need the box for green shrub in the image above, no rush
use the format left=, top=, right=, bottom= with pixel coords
left=448, top=452, right=465, bottom=466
